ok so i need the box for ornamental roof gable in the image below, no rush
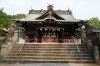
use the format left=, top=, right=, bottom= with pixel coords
left=36, top=8, right=65, bottom=20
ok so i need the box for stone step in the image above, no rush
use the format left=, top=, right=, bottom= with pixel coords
left=12, top=44, right=87, bottom=51
left=8, top=54, right=92, bottom=58
left=21, top=48, right=87, bottom=51
left=6, top=44, right=93, bottom=63
left=23, top=44, right=85, bottom=47
left=6, top=56, right=93, bottom=60
left=12, top=49, right=88, bottom=51
left=9, top=53, right=91, bottom=56
left=22, top=47, right=86, bottom=49
left=12, top=44, right=22, bottom=47
left=23, top=44, right=84, bottom=46
left=11, top=45, right=22, bottom=50
left=10, top=50, right=90, bottom=54
left=22, top=46, right=85, bottom=48
left=12, top=48, right=87, bottom=50
left=6, top=59, right=94, bottom=63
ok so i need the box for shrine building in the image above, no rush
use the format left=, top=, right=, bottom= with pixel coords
left=14, top=5, right=85, bottom=43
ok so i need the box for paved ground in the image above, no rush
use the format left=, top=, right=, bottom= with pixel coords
left=0, top=63, right=100, bottom=66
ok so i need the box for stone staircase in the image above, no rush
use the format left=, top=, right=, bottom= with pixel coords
left=6, top=44, right=94, bottom=63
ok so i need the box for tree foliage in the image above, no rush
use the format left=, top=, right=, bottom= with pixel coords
left=0, top=11, right=26, bottom=29
left=0, top=11, right=12, bottom=29
left=12, top=14, right=26, bottom=19
left=88, top=17, right=100, bottom=30
left=0, top=10, right=26, bottom=36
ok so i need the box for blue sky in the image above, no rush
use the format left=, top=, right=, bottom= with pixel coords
left=0, top=0, right=100, bottom=20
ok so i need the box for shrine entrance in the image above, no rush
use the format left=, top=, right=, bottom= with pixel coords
left=42, top=36, right=57, bottom=43
left=37, top=27, right=63, bottom=43
left=25, top=27, right=79, bottom=43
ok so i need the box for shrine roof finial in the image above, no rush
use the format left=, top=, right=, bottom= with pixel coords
left=31, top=7, right=33, bottom=10
left=47, top=4, right=53, bottom=10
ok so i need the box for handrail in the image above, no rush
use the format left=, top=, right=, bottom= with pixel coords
left=17, top=38, right=25, bottom=63
left=18, top=37, right=26, bottom=52
left=72, top=36, right=81, bottom=53
left=72, top=36, right=83, bottom=63
left=89, top=44, right=94, bottom=49
left=19, top=44, right=24, bottom=52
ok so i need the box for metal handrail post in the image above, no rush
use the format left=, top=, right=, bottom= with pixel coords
left=72, top=36, right=83, bottom=64
left=16, top=38, right=26, bottom=63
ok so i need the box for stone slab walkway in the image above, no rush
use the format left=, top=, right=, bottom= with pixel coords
left=0, top=63, right=99, bottom=66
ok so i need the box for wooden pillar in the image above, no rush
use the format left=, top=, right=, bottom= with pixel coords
left=37, top=28, right=42, bottom=43
left=62, top=28, right=64, bottom=43
left=18, top=26, right=20, bottom=40
left=58, top=28, right=63, bottom=43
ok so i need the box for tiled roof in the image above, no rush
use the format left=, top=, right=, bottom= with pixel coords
left=93, top=30, right=100, bottom=33
left=14, top=10, right=82, bottom=22
left=26, top=14, right=41, bottom=20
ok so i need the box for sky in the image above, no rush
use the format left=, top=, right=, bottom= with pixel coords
left=0, top=0, right=100, bottom=20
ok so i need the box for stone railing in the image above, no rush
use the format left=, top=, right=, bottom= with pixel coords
left=82, top=31, right=100, bottom=63
left=86, top=39, right=99, bottom=63
left=0, top=31, right=18, bottom=61
left=0, top=38, right=17, bottom=61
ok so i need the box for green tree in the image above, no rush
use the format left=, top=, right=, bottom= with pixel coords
left=0, top=9, right=26, bottom=36
left=13, top=14, right=26, bottom=19
left=0, top=11, right=26, bottom=29
left=0, top=11, right=12, bottom=28
left=88, top=17, right=100, bottom=30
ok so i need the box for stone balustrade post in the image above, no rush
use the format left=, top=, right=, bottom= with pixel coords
left=87, top=39, right=92, bottom=52
left=94, top=46, right=99, bottom=63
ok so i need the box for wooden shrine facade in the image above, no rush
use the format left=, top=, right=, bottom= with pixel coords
left=14, top=5, right=85, bottom=43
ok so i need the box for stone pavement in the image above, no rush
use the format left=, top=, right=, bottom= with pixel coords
left=0, top=63, right=99, bottom=66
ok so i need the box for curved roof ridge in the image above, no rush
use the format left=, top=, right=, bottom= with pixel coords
left=35, top=9, right=65, bottom=20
